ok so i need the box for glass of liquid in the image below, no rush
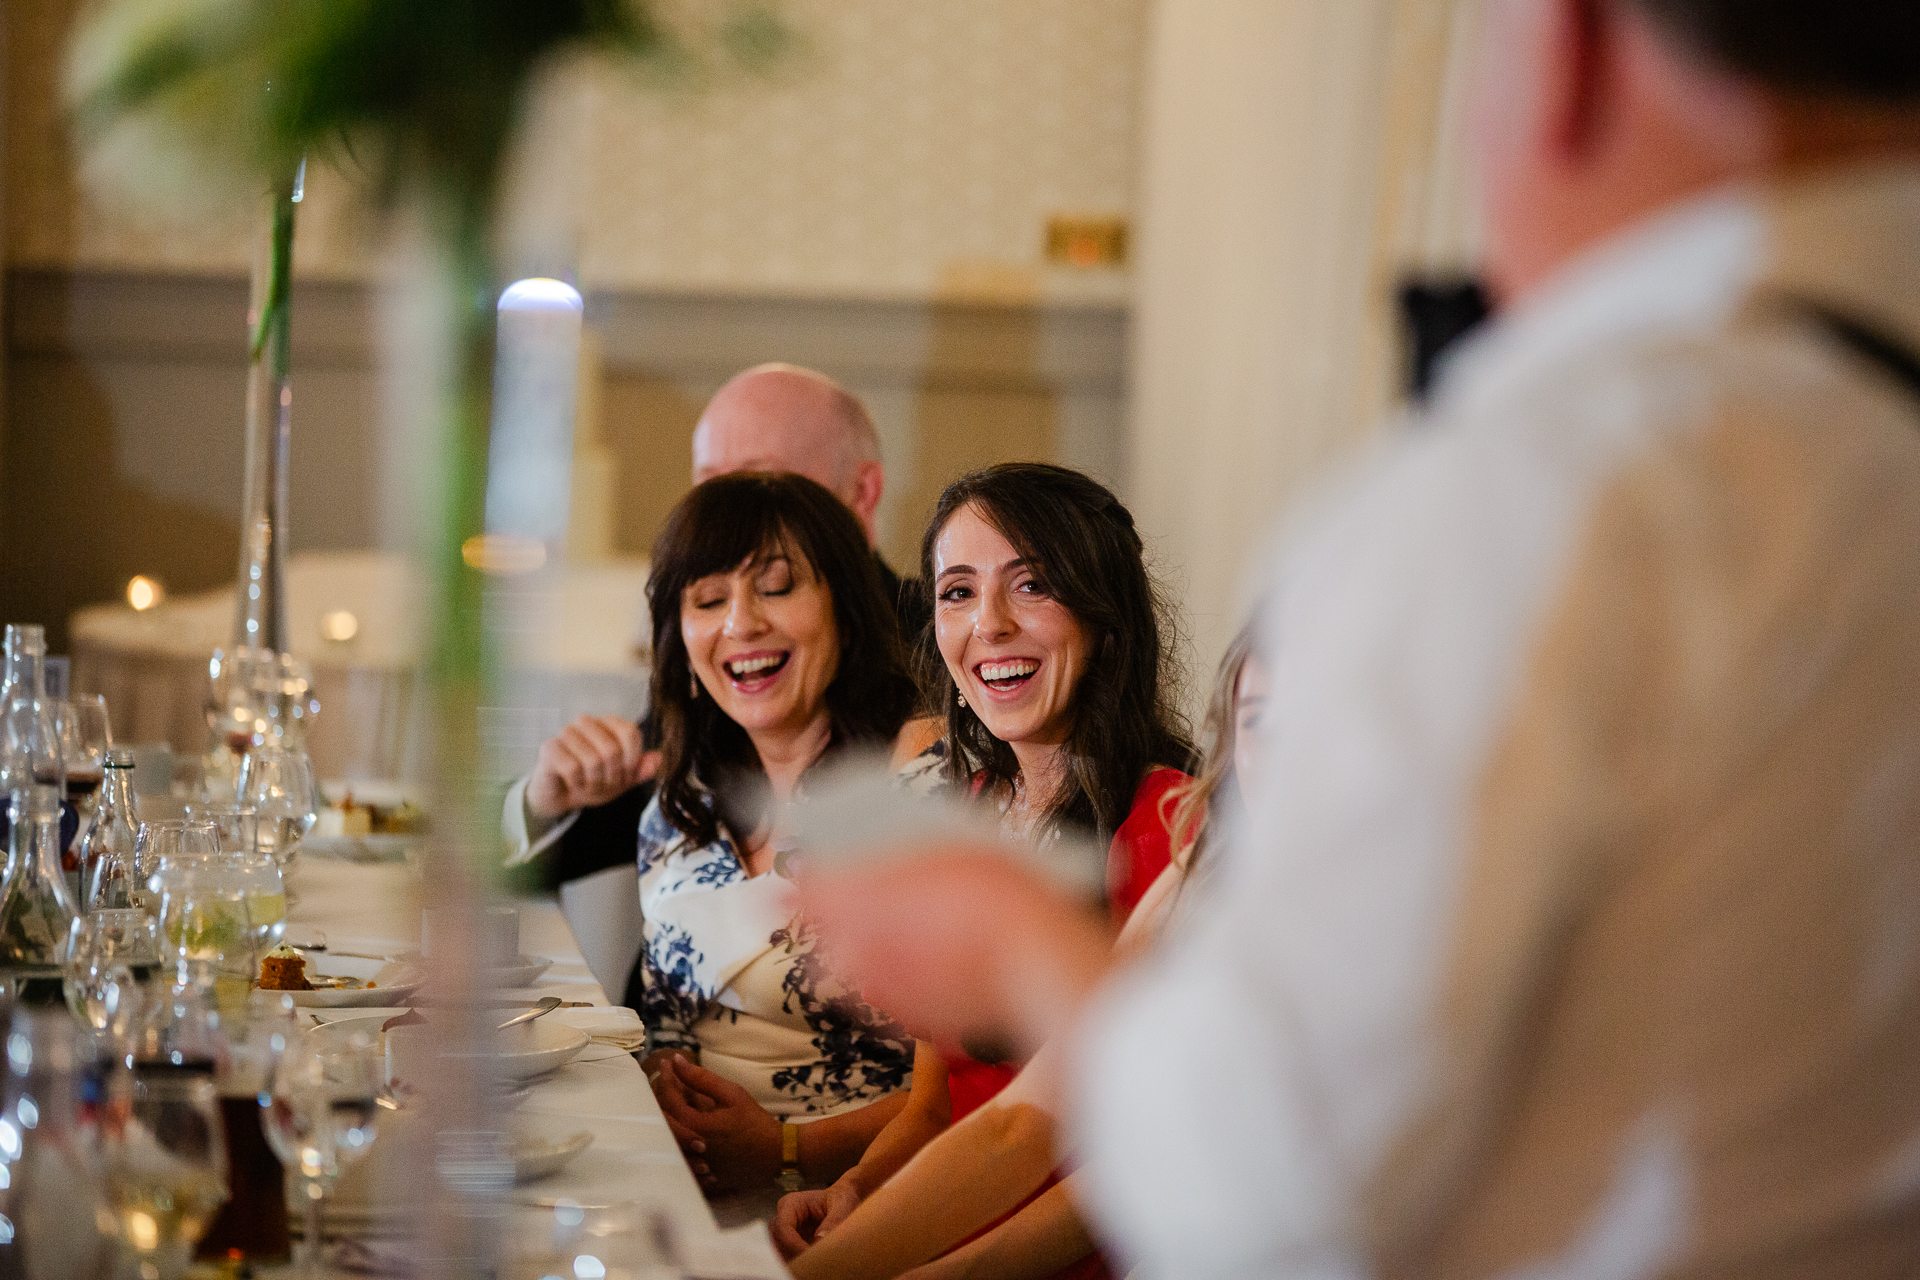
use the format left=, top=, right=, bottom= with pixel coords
left=100, top=1072, right=230, bottom=1280
left=236, top=746, right=318, bottom=870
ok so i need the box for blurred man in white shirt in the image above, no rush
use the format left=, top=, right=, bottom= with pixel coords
left=800, top=2, right=1920, bottom=1276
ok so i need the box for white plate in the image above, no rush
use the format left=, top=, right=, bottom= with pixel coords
left=513, top=1129, right=593, bottom=1183
left=393, top=951, right=554, bottom=989
left=305, top=1013, right=591, bottom=1083
left=280, top=955, right=426, bottom=1008
left=304, top=833, right=420, bottom=863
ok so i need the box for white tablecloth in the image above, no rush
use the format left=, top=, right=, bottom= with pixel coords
left=280, top=856, right=787, bottom=1277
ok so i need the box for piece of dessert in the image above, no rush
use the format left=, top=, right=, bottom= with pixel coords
left=314, top=792, right=373, bottom=838
left=258, top=942, right=314, bottom=990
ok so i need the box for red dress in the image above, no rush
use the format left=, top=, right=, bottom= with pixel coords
left=942, top=766, right=1191, bottom=1280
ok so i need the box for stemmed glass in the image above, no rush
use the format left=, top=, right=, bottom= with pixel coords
left=100, top=1072, right=230, bottom=1280
left=262, top=1038, right=386, bottom=1279
left=236, top=746, right=318, bottom=869
left=62, top=908, right=160, bottom=1050
left=55, top=693, right=112, bottom=813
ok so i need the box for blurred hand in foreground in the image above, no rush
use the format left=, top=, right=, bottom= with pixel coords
left=798, top=849, right=1114, bottom=1060
left=527, top=714, right=659, bottom=817
left=771, top=1180, right=865, bottom=1258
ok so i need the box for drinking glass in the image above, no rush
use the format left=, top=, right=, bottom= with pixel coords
left=236, top=746, right=318, bottom=868
left=55, top=694, right=112, bottom=813
left=62, top=909, right=160, bottom=1049
left=184, top=802, right=260, bottom=856
left=263, top=1038, right=386, bottom=1279
left=193, top=991, right=298, bottom=1266
left=154, top=853, right=277, bottom=1003
left=130, top=821, right=219, bottom=917
left=100, top=1072, right=229, bottom=1280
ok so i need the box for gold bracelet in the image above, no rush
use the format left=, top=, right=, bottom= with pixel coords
left=776, top=1121, right=804, bottom=1193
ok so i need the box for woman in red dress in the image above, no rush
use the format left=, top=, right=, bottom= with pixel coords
left=774, top=464, right=1201, bottom=1278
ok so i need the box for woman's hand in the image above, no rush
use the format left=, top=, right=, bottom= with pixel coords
left=653, top=1054, right=783, bottom=1194
left=526, top=714, right=659, bottom=818
left=771, top=1179, right=867, bottom=1258
left=644, top=1051, right=718, bottom=1185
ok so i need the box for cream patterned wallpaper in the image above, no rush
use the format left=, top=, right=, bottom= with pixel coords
left=7, top=0, right=1145, bottom=302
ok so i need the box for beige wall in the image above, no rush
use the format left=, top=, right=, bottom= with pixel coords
left=3, top=1, right=1141, bottom=649
left=1128, top=0, right=1484, bottom=691
left=11, top=0, right=1145, bottom=304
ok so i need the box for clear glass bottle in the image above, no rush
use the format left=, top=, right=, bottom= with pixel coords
left=82, top=749, right=140, bottom=911
left=1, top=626, right=73, bottom=888
left=1, top=626, right=63, bottom=797
left=0, top=785, right=82, bottom=988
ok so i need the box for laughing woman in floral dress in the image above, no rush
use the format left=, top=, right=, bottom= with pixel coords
left=633, top=471, right=930, bottom=1203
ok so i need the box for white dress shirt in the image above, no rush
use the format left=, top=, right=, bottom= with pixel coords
left=1071, top=163, right=1920, bottom=1280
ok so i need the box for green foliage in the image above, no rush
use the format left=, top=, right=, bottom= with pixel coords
left=69, top=0, right=789, bottom=215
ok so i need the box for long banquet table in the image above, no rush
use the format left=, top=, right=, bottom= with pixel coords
left=279, top=855, right=789, bottom=1277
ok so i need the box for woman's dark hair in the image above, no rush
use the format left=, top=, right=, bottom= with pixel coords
left=920, top=463, right=1193, bottom=843
left=1630, top=0, right=1919, bottom=100
left=649, top=472, right=917, bottom=847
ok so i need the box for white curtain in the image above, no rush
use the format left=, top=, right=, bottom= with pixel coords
left=1127, top=0, right=1484, bottom=702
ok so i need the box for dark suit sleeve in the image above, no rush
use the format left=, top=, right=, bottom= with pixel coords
left=516, top=712, right=659, bottom=893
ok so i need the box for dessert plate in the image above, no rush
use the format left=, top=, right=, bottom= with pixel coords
left=281, top=955, right=426, bottom=1008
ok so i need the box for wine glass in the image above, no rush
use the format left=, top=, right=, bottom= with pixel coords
left=236, top=746, right=318, bottom=869
left=100, top=1072, right=229, bottom=1280
left=55, top=694, right=112, bottom=814
left=263, top=1038, right=386, bottom=1279
left=62, top=909, right=160, bottom=1050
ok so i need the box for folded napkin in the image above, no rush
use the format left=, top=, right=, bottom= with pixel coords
left=553, top=1005, right=645, bottom=1052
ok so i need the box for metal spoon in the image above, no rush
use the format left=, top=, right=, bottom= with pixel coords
left=494, top=996, right=561, bottom=1032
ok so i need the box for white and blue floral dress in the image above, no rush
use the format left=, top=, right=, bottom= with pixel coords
left=634, top=784, right=919, bottom=1120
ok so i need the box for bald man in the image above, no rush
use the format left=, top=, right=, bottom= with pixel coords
left=503, top=365, right=928, bottom=898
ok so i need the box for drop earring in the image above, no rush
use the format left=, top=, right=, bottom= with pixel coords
left=956, top=691, right=967, bottom=709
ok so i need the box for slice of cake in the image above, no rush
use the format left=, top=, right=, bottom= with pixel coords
left=258, top=943, right=314, bottom=990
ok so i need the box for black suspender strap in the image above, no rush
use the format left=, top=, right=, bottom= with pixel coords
left=1797, top=302, right=1920, bottom=406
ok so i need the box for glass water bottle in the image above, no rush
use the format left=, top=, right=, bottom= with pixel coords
left=82, top=749, right=140, bottom=911
left=0, top=785, right=82, bottom=999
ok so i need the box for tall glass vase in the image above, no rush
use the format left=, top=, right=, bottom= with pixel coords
left=208, top=163, right=316, bottom=802
left=234, top=162, right=301, bottom=657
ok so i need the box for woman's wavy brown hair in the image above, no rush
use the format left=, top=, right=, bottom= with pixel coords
left=920, top=463, right=1194, bottom=843
left=649, top=472, right=917, bottom=848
